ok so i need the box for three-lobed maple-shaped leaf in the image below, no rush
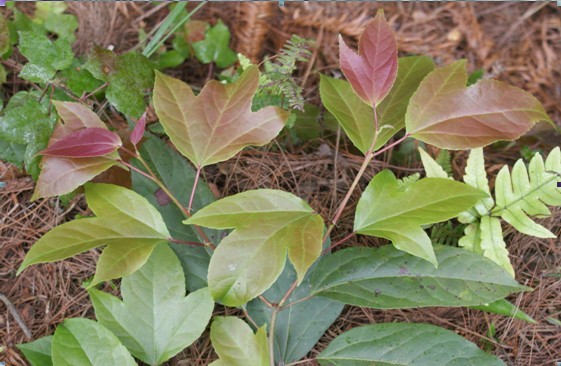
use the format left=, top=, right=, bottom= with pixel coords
left=89, top=244, right=214, bottom=365
left=185, top=189, right=324, bottom=307
left=210, top=317, right=269, bottom=366
left=354, top=170, right=486, bottom=265
left=320, top=56, right=434, bottom=154
left=339, top=9, right=398, bottom=106
left=153, top=65, right=289, bottom=168
left=19, top=183, right=170, bottom=286
left=39, top=128, right=122, bottom=158
left=32, top=101, right=120, bottom=200
left=405, top=60, right=552, bottom=149
left=51, top=318, right=136, bottom=366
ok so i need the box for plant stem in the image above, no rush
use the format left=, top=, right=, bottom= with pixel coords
left=323, top=231, right=356, bottom=255
left=188, top=166, right=201, bottom=213
left=268, top=307, right=278, bottom=366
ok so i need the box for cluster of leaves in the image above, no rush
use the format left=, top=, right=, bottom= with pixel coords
left=13, top=8, right=560, bottom=366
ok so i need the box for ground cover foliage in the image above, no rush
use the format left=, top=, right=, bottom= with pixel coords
left=1, top=2, right=560, bottom=366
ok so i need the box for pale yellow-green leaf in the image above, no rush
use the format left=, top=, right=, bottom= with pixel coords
left=458, top=222, right=481, bottom=252
left=480, top=216, right=514, bottom=277
left=210, top=317, right=269, bottom=366
left=462, top=148, right=494, bottom=216
left=418, top=147, right=449, bottom=179
left=185, top=189, right=324, bottom=307
left=19, top=183, right=170, bottom=286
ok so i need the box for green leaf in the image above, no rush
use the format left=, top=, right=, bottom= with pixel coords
left=16, top=336, right=53, bottom=366
left=470, top=299, right=535, bottom=323
left=0, top=140, right=25, bottom=168
left=60, top=59, right=104, bottom=96
left=320, top=56, right=434, bottom=155
left=0, top=64, right=7, bottom=84
left=354, top=170, right=486, bottom=265
left=418, top=147, right=449, bottom=179
left=89, top=244, right=214, bottom=365
left=32, top=101, right=118, bottom=199
left=317, top=323, right=505, bottom=366
left=153, top=66, right=288, bottom=168
left=405, top=60, right=552, bottom=149
left=246, top=241, right=344, bottom=364
left=85, top=47, right=154, bottom=118
left=192, top=20, right=237, bottom=68
left=479, top=216, right=514, bottom=277
left=310, top=245, right=529, bottom=309
left=131, top=135, right=221, bottom=292
left=492, top=147, right=561, bottom=238
left=186, top=189, right=324, bottom=307
left=51, top=318, right=136, bottom=366
left=0, top=91, right=56, bottom=180
left=17, top=31, right=74, bottom=83
left=463, top=148, right=494, bottom=215
left=19, top=183, right=170, bottom=286
left=209, top=317, right=269, bottom=366
left=44, top=14, right=78, bottom=43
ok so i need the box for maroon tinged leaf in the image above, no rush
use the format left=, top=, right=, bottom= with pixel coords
left=39, top=128, right=122, bottom=158
left=130, top=111, right=147, bottom=145
left=339, top=9, right=398, bottom=106
left=32, top=102, right=120, bottom=200
left=405, top=60, right=553, bottom=149
left=153, top=66, right=289, bottom=168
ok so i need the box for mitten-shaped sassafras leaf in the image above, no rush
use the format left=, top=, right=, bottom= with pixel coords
left=32, top=101, right=120, bottom=200
left=51, top=318, right=136, bottom=366
left=339, top=10, right=398, bottom=106
left=89, top=244, right=214, bottom=365
left=405, top=60, right=552, bottom=149
left=354, top=170, right=486, bottom=265
left=153, top=66, right=289, bottom=168
left=19, top=183, right=170, bottom=286
left=321, top=56, right=434, bottom=154
left=185, top=189, right=324, bottom=307
left=210, top=317, right=269, bottom=366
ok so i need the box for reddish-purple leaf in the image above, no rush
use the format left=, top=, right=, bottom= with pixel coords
left=130, top=111, right=147, bottom=145
left=339, top=10, right=398, bottom=106
left=32, top=102, right=120, bottom=200
left=405, top=60, right=553, bottom=149
left=39, top=128, right=122, bottom=158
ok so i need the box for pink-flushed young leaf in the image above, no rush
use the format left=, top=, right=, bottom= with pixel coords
left=39, top=128, right=122, bottom=158
left=153, top=66, right=289, bottom=168
left=130, top=111, right=147, bottom=145
left=339, top=9, right=398, bottom=106
left=32, top=101, right=120, bottom=200
left=406, top=60, right=553, bottom=149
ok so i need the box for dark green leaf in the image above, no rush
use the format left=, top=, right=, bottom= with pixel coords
left=16, top=336, right=53, bottom=366
left=0, top=14, right=10, bottom=56
left=131, top=135, right=222, bottom=292
left=469, top=299, right=536, bottom=323
left=318, top=323, right=505, bottom=365
left=192, top=20, right=237, bottom=68
left=310, top=245, right=529, bottom=309
left=60, top=59, right=104, bottom=96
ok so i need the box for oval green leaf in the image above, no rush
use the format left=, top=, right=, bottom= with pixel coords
left=310, top=245, right=529, bottom=309
left=317, top=323, right=505, bottom=366
left=210, top=317, right=269, bottom=366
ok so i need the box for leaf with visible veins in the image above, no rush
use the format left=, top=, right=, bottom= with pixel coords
left=153, top=66, right=289, bottom=168
left=32, top=101, right=120, bottom=200
left=405, top=60, right=552, bottom=149
left=339, top=10, right=398, bottom=106
left=39, top=128, right=122, bottom=158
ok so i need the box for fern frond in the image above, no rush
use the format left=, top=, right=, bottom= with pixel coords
left=431, top=221, right=466, bottom=247
left=458, top=146, right=561, bottom=276
left=492, top=147, right=561, bottom=238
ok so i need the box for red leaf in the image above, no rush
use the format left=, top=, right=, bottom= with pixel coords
left=130, top=111, right=147, bottom=145
left=39, top=128, right=122, bottom=158
left=339, top=10, right=398, bottom=106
